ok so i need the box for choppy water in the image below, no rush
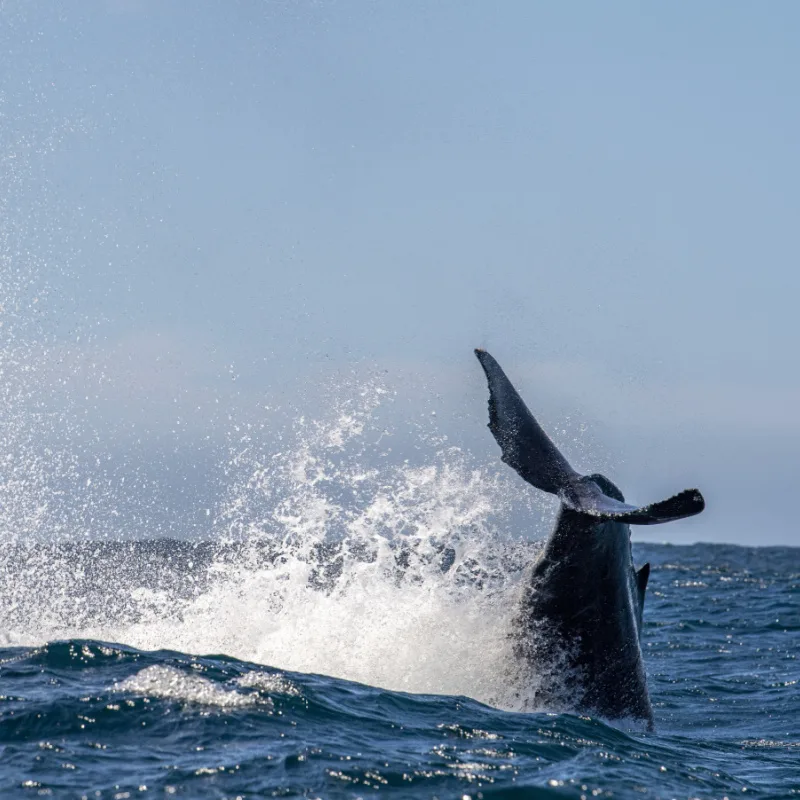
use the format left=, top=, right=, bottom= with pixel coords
left=1, top=540, right=797, bottom=798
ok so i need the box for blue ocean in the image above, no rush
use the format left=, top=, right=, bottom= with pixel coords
left=1, top=533, right=797, bottom=798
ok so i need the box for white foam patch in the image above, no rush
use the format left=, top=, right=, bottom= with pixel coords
left=115, top=665, right=265, bottom=709
left=236, top=671, right=302, bottom=697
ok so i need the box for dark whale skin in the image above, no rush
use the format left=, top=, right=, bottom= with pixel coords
left=516, top=499, right=653, bottom=726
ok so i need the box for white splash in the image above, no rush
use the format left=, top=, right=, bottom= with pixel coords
left=0, top=388, right=546, bottom=712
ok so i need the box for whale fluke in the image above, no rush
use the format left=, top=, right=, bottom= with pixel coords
left=474, top=348, right=705, bottom=525
left=474, top=348, right=577, bottom=494
left=560, top=479, right=705, bottom=525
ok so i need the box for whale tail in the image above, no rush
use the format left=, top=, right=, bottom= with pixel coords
left=474, top=349, right=705, bottom=526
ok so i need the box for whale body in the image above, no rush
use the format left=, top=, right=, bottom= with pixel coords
left=475, top=349, right=705, bottom=727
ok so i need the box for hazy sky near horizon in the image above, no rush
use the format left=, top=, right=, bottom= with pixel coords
left=1, top=2, right=798, bottom=544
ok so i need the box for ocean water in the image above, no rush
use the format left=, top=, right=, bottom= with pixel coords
left=1, top=536, right=797, bottom=799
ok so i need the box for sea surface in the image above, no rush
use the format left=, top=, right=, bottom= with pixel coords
left=0, top=541, right=797, bottom=799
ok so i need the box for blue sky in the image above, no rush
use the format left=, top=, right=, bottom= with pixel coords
left=1, top=2, right=798, bottom=544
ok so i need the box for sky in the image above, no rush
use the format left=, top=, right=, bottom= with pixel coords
left=1, top=1, right=798, bottom=545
